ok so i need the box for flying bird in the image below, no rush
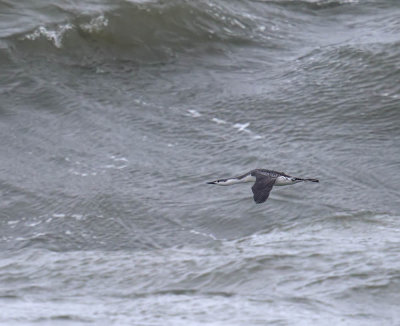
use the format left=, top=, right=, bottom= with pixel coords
left=207, top=169, right=319, bottom=204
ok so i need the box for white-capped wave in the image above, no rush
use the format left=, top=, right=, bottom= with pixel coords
left=23, top=24, right=73, bottom=48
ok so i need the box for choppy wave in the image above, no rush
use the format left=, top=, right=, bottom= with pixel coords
left=4, top=1, right=262, bottom=62
left=2, top=0, right=370, bottom=63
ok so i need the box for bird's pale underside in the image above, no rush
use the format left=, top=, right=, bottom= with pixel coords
left=207, top=169, right=319, bottom=204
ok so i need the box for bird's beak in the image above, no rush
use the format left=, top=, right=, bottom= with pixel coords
left=207, top=181, right=216, bottom=184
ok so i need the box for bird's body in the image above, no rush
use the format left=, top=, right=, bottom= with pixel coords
left=207, top=169, right=319, bottom=204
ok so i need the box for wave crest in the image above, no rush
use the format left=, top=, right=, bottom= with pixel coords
left=11, top=1, right=272, bottom=62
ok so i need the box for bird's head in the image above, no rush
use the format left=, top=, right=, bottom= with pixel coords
left=207, top=179, right=228, bottom=186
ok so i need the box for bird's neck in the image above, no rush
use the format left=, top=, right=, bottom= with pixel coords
left=220, top=175, right=256, bottom=186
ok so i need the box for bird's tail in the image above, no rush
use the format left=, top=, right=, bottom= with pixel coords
left=294, top=177, right=319, bottom=183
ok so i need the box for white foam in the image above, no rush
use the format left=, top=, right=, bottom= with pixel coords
left=233, top=122, right=250, bottom=132
left=103, top=163, right=127, bottom=170
left=80, top=15, right=108, bottom=33
left=71, top=214, right=84, bottom=221
left=110, top=156, right=128, bottom=162
left=232, top=19, right=246, bottom=30
left=258, top=25, right=266, bottom=32
left=211, top=118, right=227, bottom=124
left=190, top=229, right=217, bottom=240
left=187, top=109, right=201, bottom=117
left=27, top=221, right=42, bottom=227
left=24, top=24, right=73, bottom=48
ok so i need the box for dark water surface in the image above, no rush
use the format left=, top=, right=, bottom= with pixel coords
left=1, top=0, right=400, bottom=324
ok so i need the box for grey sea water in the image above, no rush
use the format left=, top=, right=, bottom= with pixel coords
left=1, top=0, right=400, bottom=325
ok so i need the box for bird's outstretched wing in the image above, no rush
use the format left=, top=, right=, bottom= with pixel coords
left=251, top=173, right=276, bottom=204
